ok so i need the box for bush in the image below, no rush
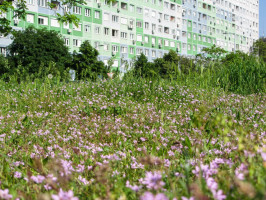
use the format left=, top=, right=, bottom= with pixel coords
left=217, top=52, right=266, bottom=94
left=7, top=26, right=71, bottom=76
left=71, top=40, right=108, bottom=80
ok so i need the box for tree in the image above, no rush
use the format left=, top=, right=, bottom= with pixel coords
left=0, top=0, right=27, bottom=36
left=201, top=45, right=227, bottom=60
left=252, top=38, right=266, bottom=63
left=0, top=0, right=115, bottom=36
left=133, top=53, right=149, bottom=77
left=71, top=40, right=108, bottom=80
left=160, top=49, right=179, bottom=78
left=7, top=26, right=71, bottom=74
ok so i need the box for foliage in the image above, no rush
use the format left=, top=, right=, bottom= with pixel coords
left=71, top=40, right=108, bottom=80
left=0, top=54, right=9, bottom=74
left=201, top=45, right=227, bottom=60
left=133, top=53, right=151, bottom=78
left=7, top=26, right=71, bottom=76
left=252, top=37, right=266, bottom=63
left=0, top=0, right=117, bottom=36
left=0, top=0, right=27, bottom=36
left=0, top=78, right=265, bottom=200
left=217, top=52, right=266, bottom=94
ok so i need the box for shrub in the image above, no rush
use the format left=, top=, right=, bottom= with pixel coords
left=217, top=52, right=266, bottom=94
left=7, top=26, right=71, bottom=75
left=71, top=40, right=108, bottom=80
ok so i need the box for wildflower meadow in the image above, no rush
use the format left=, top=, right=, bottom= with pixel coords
left=0, top=77, right=265, bottom=200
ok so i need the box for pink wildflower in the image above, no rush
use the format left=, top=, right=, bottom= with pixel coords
left=140, top=192, right=168, bottom=200
left=51, top=189, right=79, bottom=200
left=0, top=189, right=12, bottom=200
left=142, top=171, right=165, bottom=190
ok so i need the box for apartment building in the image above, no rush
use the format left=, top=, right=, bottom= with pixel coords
left=0, top=0, right=259, bottom=70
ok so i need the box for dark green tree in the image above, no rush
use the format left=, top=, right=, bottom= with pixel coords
left=7, top=26, right=71, bottom=74
left=252, top=37, right=266, bottom=63
left=71, top=40, right=107, bottom=80
left=161, top=49, right=179, bottom=78
left=133, top=53, right=154, bottom=78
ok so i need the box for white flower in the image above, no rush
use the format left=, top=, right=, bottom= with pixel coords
left=48, top=74, right=53, bottom=79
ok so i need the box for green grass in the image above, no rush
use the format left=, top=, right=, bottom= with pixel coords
left=0, top=77, right=265, bottom=200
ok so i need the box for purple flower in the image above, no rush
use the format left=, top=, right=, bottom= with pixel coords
left=140, top=192, right=168, bottom=200
left=213, top=190, right=226, bottom=200
left=0, top=189, right=12, bottom=200
left=126, top=181, right=142, bottom=192
left=142, top=171, right=165, bottom=190
left=261, top=152, right=266, bottom=161
left=181, top=197, right=195, bottom=200
left=31, top=175, right=45, bottom=183
left=51, top=189, right=79, bottom=200
left=14, top=171, right=22, bottom=178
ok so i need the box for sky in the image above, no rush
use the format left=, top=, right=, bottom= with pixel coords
left=260, top=0, right=266, bottom=37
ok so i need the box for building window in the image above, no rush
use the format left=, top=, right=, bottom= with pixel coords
left=104, top=44, right=109, bottom=51
left=73, top=39, right=81, bottom=47
left=63, top=22, right=69, bottom=29
left=73, top=24, right=82, bottom=31
left=64, top=38, right=69, bottom=46
left=164, top=14, right=169, bottom=21
left=85, top=8, right=91, bottom=17
left=95, top=11, right=100, bottom=19
left=84, top=25, right=91, bottom=33
left=121, top=32, right=127, bottom=39
left=144, top=49, right=149, bottom=56
left=94, top=42, right=100, bottom=50
left=144, top=36, right=149, bottom=43
left=73, top=6, right=81, bottom=15
left=152, top=37, right=155, bottom=45
left=158, top=25, right=162, bottom=33
left=121, top=17, right=128, bottom=24
left=121, top=46, right=127, bottom=53
left=130, top=33, right=134, bottom=40
left=95, top=26, right=100, bottom=34
left=164, top=27, right=169, bottom=34
left=112, top=29, right=119, bottom=37
left=130, top=47, right=134, bottom=54
left=170, top=41, right=175, bottom=47
left=144, top=22, right=149, bottom=30
left=38, top=0, right=48, bottom=7
left=136, top=21, right=142, bottom=28
left=136, top=7, right=142, bottom=14
left=152, top=50, right=156, bottom=57
left=51, top=18, right=60, bottom=27
left=136, top=48, right=143, bottom=55
left=112, top=1, right=118, bottom=7
left=104, top=27, right=109, bottom=35
left=27, top=14, right=34, bottom=23
left=112, top=15, right=119, bottom=23
left=121, top=2, right=127, bottom=10
left=112, top=45, right=119, bottom=52
left=38, top=16, right=48, bottom=25
left=129, top=4, right=134, bottom=12
left=27, top=0, right=34, bottom=5
left=103, top=13, right=109, bottom=21
left=137, top=34, right=142, bottom=42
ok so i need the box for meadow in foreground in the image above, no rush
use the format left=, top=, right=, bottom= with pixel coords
left=0, top=78, right=265, bottom=200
